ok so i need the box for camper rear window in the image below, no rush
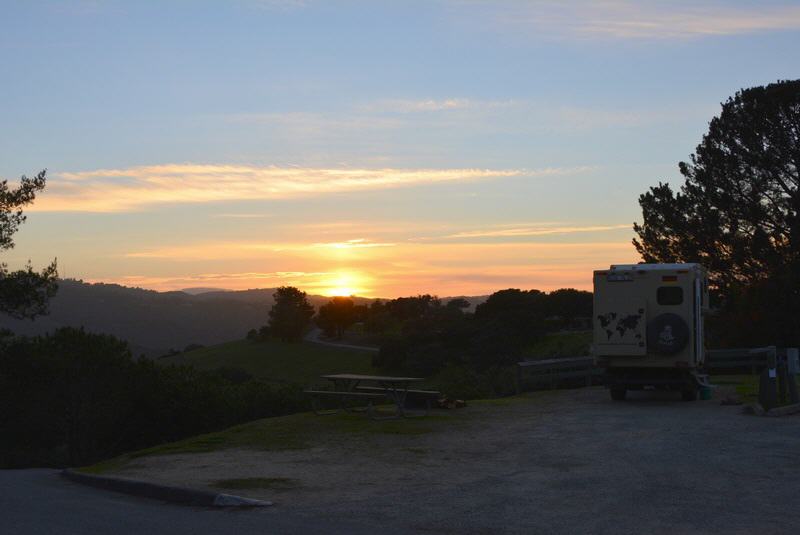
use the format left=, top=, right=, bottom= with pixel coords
left=657, top=286, right=683, bottom=305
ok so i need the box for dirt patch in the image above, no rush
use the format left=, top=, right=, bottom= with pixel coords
left=100, top=387, right=800, bottom=533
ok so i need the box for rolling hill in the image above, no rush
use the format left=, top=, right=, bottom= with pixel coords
left=0, top=280, right=336, bottom=357
left=160, top=338, right=378, bottom=386
left=0, top=279, right=487, bottom=357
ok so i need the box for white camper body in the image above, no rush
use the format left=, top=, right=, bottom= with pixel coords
left=592, top=263, right=709, bottom=400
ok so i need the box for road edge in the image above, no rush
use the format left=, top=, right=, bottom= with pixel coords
left=61, top=469, right=272, bottom=507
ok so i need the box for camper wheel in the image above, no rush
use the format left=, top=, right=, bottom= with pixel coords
left=610, top=387, right=627, bottom=401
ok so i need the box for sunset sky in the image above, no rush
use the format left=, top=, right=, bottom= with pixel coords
left=2, top=1, right=799, bottom=297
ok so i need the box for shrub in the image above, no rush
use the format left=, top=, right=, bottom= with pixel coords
left=0, top=328, right=307, bottom=468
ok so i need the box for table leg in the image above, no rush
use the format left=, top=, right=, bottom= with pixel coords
left=391, top=382, right=428, bottom=418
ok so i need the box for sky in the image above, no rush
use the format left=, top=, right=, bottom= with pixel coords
left=1, top=0, right=799, bottom=298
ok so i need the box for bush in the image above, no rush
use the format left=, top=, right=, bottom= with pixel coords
left=0, top=328, right=308, bottom=468
left=427, top=365, right=517, bottom=400
left=213, top=366, right=254, bottom=384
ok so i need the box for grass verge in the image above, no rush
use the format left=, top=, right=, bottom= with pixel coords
left=79, top=409, right=455, bottom=475
left=712, top=374, right=800, bottom=405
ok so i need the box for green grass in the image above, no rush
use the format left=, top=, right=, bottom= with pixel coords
left=211, top=477, right=300, bottom=490
left=712, top=374, right=757, bottom=402
left=160, top=338, right=378, bottom=386
left=523, top=331, right=592, bottom=359
left=712, top=374, right=800, bottom=405
left=80, top=409, right=454, bottom=474
left=470, top=394, right=538, bottom=406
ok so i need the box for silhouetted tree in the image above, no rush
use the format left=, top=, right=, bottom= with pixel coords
left=633, top=80, right=800, bottom=345
left=316, top=296, right=357, bottom=339
left=268, top=286, right=314, bottom=342
left=446, top=297, right=470, bottom=310
left=546, top=289, right=593, bottom=328
left=384, top=294, right=440, bottom=321
left=0, top=327, right=307, bottom=467
left=375, top=288, right=563, bottom=377
left=475, top=289, right=547, bottom=340
left=0, top=170, right=58, bottom=318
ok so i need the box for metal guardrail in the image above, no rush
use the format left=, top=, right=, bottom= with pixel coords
left=515, top=347, right=799, bottom=394
left=705, top=347, right=792, bottom=373
left=515, top=356, right=598, bottom=393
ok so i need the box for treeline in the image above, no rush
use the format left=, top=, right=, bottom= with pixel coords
left=0, top=328, right=306, bottom=468
left=250, top=287, right=591, bottom=352
left=245, top=286, right=591, bottom=397
left=370, top=289, right=591, bottom=374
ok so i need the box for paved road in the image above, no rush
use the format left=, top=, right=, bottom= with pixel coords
left=303, top=327, right=379, bottom=352
left=1, top=469, right=398, bottom=535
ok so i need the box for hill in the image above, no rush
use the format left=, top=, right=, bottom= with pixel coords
left=0, top=280, right=335, bottom=357
left=160, top=338, right=378, bottom=386
left=0, top=279, right=488, bottom=357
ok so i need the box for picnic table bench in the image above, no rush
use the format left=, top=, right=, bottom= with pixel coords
left=305, top=374, right=439, bottom=419
left=354, top=386, right=441, bottom=408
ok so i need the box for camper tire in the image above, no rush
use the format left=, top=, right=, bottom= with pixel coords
left=610, top=387, right=626, bottom=401
left=681, top=388, right=697, bottom=402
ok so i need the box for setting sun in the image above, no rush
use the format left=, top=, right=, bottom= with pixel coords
left=321, top=272, right=368, bottom=297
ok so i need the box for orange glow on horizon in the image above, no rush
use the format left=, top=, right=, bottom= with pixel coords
left=319, top=272, right=369, bottom=297
left=77, top=235, right=639, bottom=298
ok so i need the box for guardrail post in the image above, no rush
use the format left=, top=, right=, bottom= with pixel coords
left=787, top=348, right=799, bottom=375
left=787, top=348, right=799, bottom=404
left=756, top=346, right=778, bottom=410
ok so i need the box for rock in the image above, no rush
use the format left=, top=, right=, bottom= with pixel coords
left=765, top=403, right=800, bottom=417
left=742, top=403, right=765, bottom=416
left=720, top=395, right=743, bottom=406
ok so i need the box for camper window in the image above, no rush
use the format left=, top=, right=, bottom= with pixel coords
left=657, top=286, right=683, bottom=305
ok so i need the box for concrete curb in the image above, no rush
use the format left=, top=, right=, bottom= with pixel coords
left=766, top=403, right=800, bottom=417
left=61, top=469, right=272, bottom=507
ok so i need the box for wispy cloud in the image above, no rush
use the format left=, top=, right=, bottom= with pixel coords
left=357, top=98, right=516, bottom=114
left=359, top=98, right=471, bottom=113
left=224, top=111, right=407, bottom=133
left=124, top=238, right=397, bottom=259
left=312, top=239, right=396, bottom=249
left=442, top=223, right=631, bottom=239
left=213, top=213, right=274, bottom=219
left=459, top=1, right=800, bottom=40
left=104, top=240, right=638, bottom=294
left=36, top=164, right=580, bottom=212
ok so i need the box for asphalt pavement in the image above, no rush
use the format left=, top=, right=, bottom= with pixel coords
left=1, top=469, right=396, bottom=535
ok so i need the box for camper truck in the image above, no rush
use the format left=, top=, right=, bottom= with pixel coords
left=593, top=263, right=710, bottom=401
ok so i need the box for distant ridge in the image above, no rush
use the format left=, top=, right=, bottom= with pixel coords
left=181, top=287, right=231, bottom=295
left=0, top=280, right=487, bottom=357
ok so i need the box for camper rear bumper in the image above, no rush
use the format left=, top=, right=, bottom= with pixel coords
left=602, top=367, right=703, bottom=390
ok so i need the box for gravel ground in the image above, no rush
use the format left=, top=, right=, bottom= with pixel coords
left=105, top=387, right=800, bottom=534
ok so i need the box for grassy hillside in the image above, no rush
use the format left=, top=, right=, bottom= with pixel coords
left=79, top=395, right=535, bottom=475
left=161, top=339, right=378, bottom=386
left=523, top=331, right=592, bottom=359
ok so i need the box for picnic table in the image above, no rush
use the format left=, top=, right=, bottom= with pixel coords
left=306, top=374, right=436, bottom=419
